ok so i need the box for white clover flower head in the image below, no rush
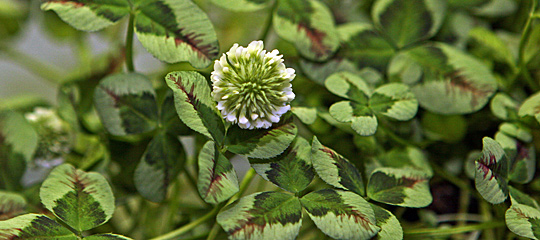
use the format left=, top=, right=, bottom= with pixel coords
left=25, top=107, right=71, bottom=161
left=211, top=40, right=295, bottom=129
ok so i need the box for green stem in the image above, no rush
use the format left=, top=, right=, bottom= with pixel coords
left=150, top=168, right=257, bottom=240
left=404, top=221, right=505, bottom=237
left=126, top=12, right=136, bottom=72
left=259, top=0, right=278, bottom=42
left=150, top=205, right=221, bottom=240
left=206, top=222, right=221, bottom=240
left=514, top=0, right=539, bottom=91
left=0, top=46, right=63, bottom=84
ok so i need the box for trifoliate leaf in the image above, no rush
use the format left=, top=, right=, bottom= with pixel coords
left=518, top=92, right=540, bottom=125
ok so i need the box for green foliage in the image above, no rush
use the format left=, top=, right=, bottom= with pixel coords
left=3, top=0, right=540, bottom=239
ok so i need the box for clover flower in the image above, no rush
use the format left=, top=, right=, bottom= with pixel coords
left=25, top=107, right=71, bottom=161
left=211, top=40, right=295, bottom=129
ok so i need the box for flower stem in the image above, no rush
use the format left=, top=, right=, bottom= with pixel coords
left=403, top=221, right=505, bottom=237
left=125, top=12, right=135, bottom=72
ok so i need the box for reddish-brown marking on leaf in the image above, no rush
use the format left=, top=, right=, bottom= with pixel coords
left=444, top=70, right=493, bottom=107
left=48, top=0, right=85, bottom=7
left=297, top=23, right=330, bottom=58
left=399, top=174, right=428, bottom=188
left=203, top=165, right=227, bottom=200
left=166, top=29, right=217, bottom=61
left=478, top=153, right=498, bottom=180
left=229, top=220, right=266, bottom=239
left=516, top=141, right=530, bottom=161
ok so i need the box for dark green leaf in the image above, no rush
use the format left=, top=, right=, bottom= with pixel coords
left=338, top=23, right=396, bottom=71
left=301, top=189, right=380, bottom=239
left=134, top=0, right=219, bottom=68
left=251, top=137, right=314, bottom=193
left=134, top=131, right=185, bottom=202
left=40, top=164, right=115, bottom=231
left=273, top=0, right=339, bottom=61
left=94, top=73, right=158, bottom=136
left=217, top=191, right=302, bottom=240
left=198, top=141, right=239, bottom=204
left=372, top=0, right=446, bottom=48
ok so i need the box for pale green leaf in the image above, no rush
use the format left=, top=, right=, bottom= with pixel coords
left=226, top=118, right=297, bottom=159
left=301, top=189, right=380, bottom=240
left=311, top=136, right=365, bottom=196
left=165, top=71, right=225, bottom=143
left=0, top=191, right=26, bottom=220
left=198, top=141, right=239, bottom=204
left=0, top=214, right=77, bottom=239
left=273, top=0, right=339, bottom=61
left=405, top=43, right=498, bottom=114
left=518, top=92, right=540, bottom=125
left=369, top=83, right=418, bottom=121
left=367, top=168, right=432, bottom=208
left=217, top=191, right=302, bottom=240
left=474, top=137, right=509, bottom=204
left=84, top=234, right=134, bottom=240
left=134, top=0, right=219, bottom=68
left=41, top=0, right=129, bottom=32
left=210, top=0, right=270, bottom=11
left=291, top=107, right=317, bottom=125
left=370, top=203, right=403, bottom=240
left=506, top=203, right=540, bottom=240
left=490, top=93, right=519, bottom=121
left=40, top=164, right=115, bottom=232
